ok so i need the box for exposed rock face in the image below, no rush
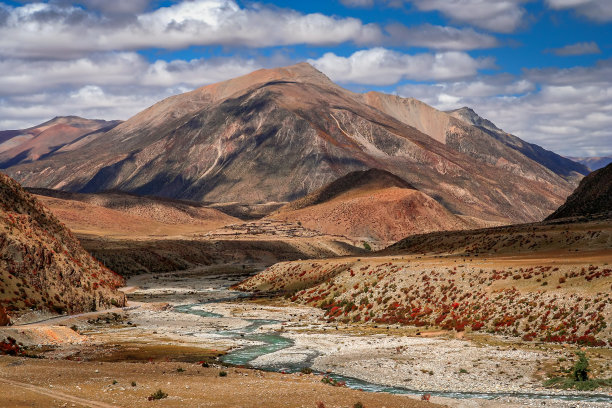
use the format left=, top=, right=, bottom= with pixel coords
left=1, top=63, right=584, bottom=224
left=271, top=169, right=477, bottom=245
left=447, top=107, right=589, bottom=181
left=546, top=163, right=612, bottom=220
left=0, top=116, right=121, bottom=168
left=0, top=173, right=126, bottom=320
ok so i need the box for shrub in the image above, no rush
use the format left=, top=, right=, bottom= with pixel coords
left=219, top=371, right=227, bottom=377
left=363, top=242, right=372, bottom=251
left=300, top=367, right=313, bottom=374
left=148, top=389, right=168, bottom=400
left=131, top=381, right=136, bottom=387
left=572, top=352, right=589, bottom=382
left=353, top=402, right=364, bottom=408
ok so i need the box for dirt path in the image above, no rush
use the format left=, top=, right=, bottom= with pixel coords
left=0, top=377, right=120, bottom=408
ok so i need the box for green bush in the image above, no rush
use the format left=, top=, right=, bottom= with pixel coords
left=148, top=389, right=168, bottom=400
left=363, top=242, right=372, bottom=251
left=219, top=371, right=227, bottom=377
left=572, top=352, right=589, bottom=381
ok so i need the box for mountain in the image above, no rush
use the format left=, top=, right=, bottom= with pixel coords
left=0, top=116, right=121, bottom=168
left=566, top=156, right=612, bottom=171
left=270, top=169, right=477, bottom=245
left=0, top=63, right=584, bottom=225
left=0, top=173, right=126, bottom=323
left=447, top=107, right=590, bottom=180
left=546, top=163, right=612, bottom=221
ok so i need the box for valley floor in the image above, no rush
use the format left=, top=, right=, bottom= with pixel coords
left=2, top=264, right=611, bottom=407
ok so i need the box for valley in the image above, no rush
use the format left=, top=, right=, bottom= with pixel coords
left=1, top=63, right=610, bottom=407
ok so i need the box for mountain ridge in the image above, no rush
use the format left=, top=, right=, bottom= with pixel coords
left=0, top=63, right=585, bottom=226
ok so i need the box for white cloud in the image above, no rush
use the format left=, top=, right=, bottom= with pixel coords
left=0, top=53, right=269, bottom=129
left=385, top=23, right=498, bottom=50
left=397, top=60, right=612, bottom=156
left=547, top=41, right=601, bottom=56
left=546, top=0, right=612, bottom=22
left=309, top=48, right=493, bottom=85
left=0, top=1, right=383, bottom=58
left=411, top=0, right=527, bottom=33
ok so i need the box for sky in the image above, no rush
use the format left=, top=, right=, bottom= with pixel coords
left=0, top=1, right=611, bottom=156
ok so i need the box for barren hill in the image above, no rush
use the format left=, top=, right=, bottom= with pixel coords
left=2, top=63, right=585, bottom=225
left=0, top=173, right=125, bottom=323
left=27, top=188, right=240, bottom=237
left=546, top=163, right=612, bottom=221
left=271, top=169, right=477, bottom=245
left=0, top=116, right=121, bottom=168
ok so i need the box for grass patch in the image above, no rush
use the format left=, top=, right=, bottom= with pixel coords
left=543, top=377, right=612, bottom=391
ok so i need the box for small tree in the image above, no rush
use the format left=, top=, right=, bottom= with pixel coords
left=363, top=241, right=372, bottom=251
left=572, top=352, right=589, bottom=382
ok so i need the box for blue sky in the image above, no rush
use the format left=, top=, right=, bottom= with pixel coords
left=0, top=0, right=611, bottom=156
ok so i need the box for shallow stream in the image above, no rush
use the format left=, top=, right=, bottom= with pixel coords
left=173, top=294, right=612, bottom=404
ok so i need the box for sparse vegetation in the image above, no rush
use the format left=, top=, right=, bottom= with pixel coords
left=219, top=371, right=227, bottom=377
left=148, top=389, right=168, bottom=400
left=544, top=352, right=612, bottom=391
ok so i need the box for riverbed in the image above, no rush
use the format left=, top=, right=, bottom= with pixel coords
left=121, top=267, right=612, bottom=407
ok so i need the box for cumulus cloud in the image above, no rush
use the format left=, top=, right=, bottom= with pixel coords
left=397, top=59, right=612, bottom=156
left=309, top=48, right=494, bottom=85
left=546, top=0, right=612, bottom=22
left=345, top=0, right=528, bottom=33
left=385, top=23, right=498, bottom=50
left=0, top=1, right=383, bottom=58
left=410, top=0, right=528, bottom=33
left=547, top=41, right=601, bottom=56
left=0, top=85, right=174, bottom=130
left=0, top=52, right=270, bottom=129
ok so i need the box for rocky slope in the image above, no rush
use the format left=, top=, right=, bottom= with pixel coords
left=0, top=173, right=125, bottom=323
left=270, top=169, right=477, bottom=246
left=546, top=163, right=612, bottom=221
left=447, top=107, right=589, bottom=181
left=0, top=116, right=120, bottom=168
left=2, top=63, right=583, bottom=225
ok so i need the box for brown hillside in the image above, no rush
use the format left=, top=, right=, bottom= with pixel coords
left=546, top=163, right=612, bottom=221
left=0, top=173, right=125, bottom=322
left=28, top=189, right=240, bottom=237
left=271, top=169, right=477, bottom=245
left=235, top=219, right=612, bottom=346
left=0, top=116, right=120, bottom=168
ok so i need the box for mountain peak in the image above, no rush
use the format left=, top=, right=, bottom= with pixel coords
left=195, top=62, right=335, bottom=102
left=447, top=106, right=501, bottom=132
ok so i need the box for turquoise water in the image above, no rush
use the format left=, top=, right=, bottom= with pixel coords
left=175, top=302, right=612, bottom=403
